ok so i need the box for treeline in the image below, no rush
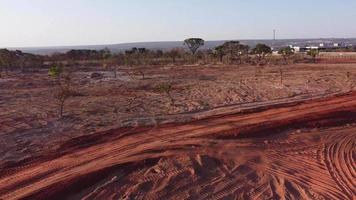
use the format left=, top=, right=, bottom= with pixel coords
left=0, top=49, right=43, bottom=77
left=42, top=39, right=296, bottom=67
left=3, top=38, right=354, bottom=76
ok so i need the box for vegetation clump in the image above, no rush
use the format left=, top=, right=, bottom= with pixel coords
left=251, top=44, right=272, bottom=65
left=307, top=49, right=319, bottom=63
left=278, top=46, right=295, bottom=64
left=157, top=82, right=175, bottom=106
left=184, top=38, right=205, bottom=55
left=48, top=65, right=63, bottom=78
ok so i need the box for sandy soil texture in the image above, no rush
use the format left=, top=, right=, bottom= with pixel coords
left=0, top=63, right=355, bottom=199
left=0, top=91, right=355, bottom=200
left=1, top=63, right=356, bottom=167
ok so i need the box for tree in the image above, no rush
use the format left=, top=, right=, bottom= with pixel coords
left=100, top=48, right=112, bottom=60
left=184, top=38, right=204, bottom=55
left=278, top=46, right=295, bottom=64
left=52, top=72, right=77, bottom=118
left=111, top=53, right=124, bottom=78
left=279, top=67, right=284, bottom=85
left=214, top=45, right=226, bottom=63
left=251, top=44, right=272, bottom=65
left=157, top=82, right=175, bottom=106
left=54, top=80, right=73, bottom=118
left=138, top=48, right=150, bottom=65
left=307, top=49, right=319, bottom=63
left=48, top=64, right=75, bottom=118
left=223, top=41, right=249, bottom=64
left=0, top=49, right=16, bottom=76
left=48, top=64, right=63, bottom=79
left=214, top=41, right=249, bottom=64
left=167, top=48, right=183, bottom=64
left=124, top=47, right=139, bottom=66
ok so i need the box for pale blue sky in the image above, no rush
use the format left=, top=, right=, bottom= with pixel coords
left=1, top=0, right=356, bottom=47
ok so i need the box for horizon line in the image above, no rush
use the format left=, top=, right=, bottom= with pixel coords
left=3, top=37, right=356, bottom=50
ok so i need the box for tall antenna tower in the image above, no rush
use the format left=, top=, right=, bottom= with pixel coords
left=273, top=29, right=276, bottom=50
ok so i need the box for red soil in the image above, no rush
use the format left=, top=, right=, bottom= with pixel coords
left=0, top=92, right=355, bottom=199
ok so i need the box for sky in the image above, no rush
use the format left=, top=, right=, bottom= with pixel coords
left=1, top=0, right=356, bottom=48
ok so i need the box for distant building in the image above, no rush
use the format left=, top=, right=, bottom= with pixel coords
left=288, top=45, right=321, bottom=53
left=289, top=45, right=301, bottom=52
left=306, top=46, right=319, bottom=50
left=333, top=43, right=341, bottom=47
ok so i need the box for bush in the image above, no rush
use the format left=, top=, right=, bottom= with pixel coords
left=48, top=65, right=63, bottom=77
left=157, top=83, right=175, bottom=106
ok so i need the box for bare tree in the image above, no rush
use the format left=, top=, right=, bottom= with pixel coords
left=54, top=84, right=73, bottom=118
left=157, top=82, right=175, bottom=106
left=167, top=48, right=183, bottom=64
left=279, top=67, right=284, bottom=85
left=50, top=68, right=75, bottom=118
left=138, top=70, right=145, bottom=80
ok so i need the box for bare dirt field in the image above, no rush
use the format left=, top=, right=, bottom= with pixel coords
left=0, top=63, right=355, bottom=199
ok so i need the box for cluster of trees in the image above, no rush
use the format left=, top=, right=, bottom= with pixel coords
left=0, top=49, right=43, bottom=77
left=322, top=46, right=356, bottom=52
left=40, top=38, right=286, bottom=68
left=1, top=38, right=326, bottom=78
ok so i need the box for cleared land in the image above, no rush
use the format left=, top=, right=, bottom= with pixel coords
left=0, top=63, right=355, bottom=199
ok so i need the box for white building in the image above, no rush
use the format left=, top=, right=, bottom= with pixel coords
left=306, top=46, right=319, bottom=50
left=289, top=45, right=301, bottom=52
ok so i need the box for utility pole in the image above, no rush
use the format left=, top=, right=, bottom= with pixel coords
left=273, top=29, right=276, bottom=50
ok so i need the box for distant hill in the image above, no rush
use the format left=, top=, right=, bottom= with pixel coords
left=10, top=38, right=356, bottom=55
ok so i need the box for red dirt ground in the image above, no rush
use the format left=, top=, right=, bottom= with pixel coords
left=0, top=91, right=356, bottom=199
left=0, top=63, right=355, bottom=199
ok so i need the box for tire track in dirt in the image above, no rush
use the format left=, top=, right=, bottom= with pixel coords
left=323, top=134, right=355, bottom=199
left=1, top=92, right=356, bottom=199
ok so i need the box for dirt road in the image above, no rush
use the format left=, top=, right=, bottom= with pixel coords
left=1, top=92, right=355, bottom=199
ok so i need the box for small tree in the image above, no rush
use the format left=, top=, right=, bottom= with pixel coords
left=48, top=64, right=63, bottom=78
left=54, top=83, right=73, bottom=118
left=137, top=70, right=145, bottom=80
left=279, top=67, right=284, bottom=85
left=157, top=83, right=174, bottom=106
left=307, top=49, right=319, bottom=63
left=0, top=49, right=15, bottom=77
left=49, top=66, right=74, bottom=118
left=167, top=48, right=182, bottom=64
left=221, top=41, right=249, bottom=64
left=214, top=45, right=226, bottom=63
left=251, top=44, right=272, bottom=65
left=100, top=48, right=112, bottom=60
left=138, top=48, right=149, bottom=65
left=278, top=46, right=294, bottom=64
left=184, top=38, right=204, bottom=55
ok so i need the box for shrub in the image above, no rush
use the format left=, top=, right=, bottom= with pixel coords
left=48, top=65, right=63, bottom=78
